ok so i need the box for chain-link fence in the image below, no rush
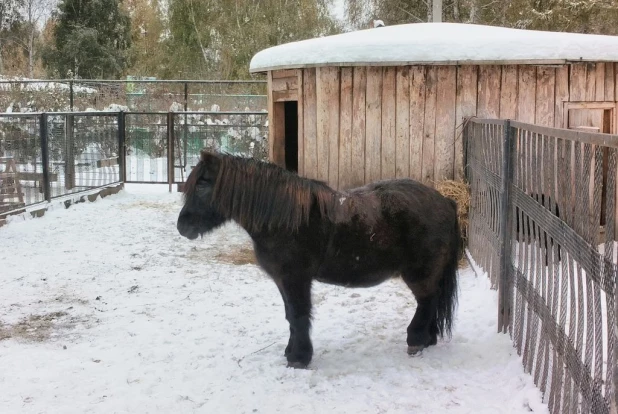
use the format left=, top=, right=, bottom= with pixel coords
left=0, top=80, right=267, bottom=113
left=465, top=118, right=618, bottom=414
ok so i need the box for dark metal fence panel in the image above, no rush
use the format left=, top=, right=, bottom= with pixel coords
left=124, top=113, right=170, bottom=183
left=46, top=113, right=121, bottom=198
left=0, top=112, right=122, bottom=216
left=0, top=114, right=45, bottom=212
left=0, top=80, right=267, bottom=113
left=465, top=119, right=506, bottom=290
left=171, top=111, right=269, bottom=183
left=465, top=118, right=618, bottom=414
left=1, top=109, right=268, bottom=215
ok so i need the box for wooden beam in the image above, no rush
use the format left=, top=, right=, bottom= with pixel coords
left=434, top=66, right=457, bottom=182
left=351, top=67, right=367, bottom=187
left=454, top=65, right=477, bottom=179
left=422, top=66, right=437, bottom=185
left=272, top=90, right=299, bottom=102
left=409, top=66, right=426, bottom=182
left=316, top=67, right=340, bottom=183
left=338, top=68, right=353, bottom=189
left=303, top=69, right=318, bottom=180
left=366, top=67, right=383, bottom=183
left=381, top=67, right=397, bottom=180
left=395, top=66, right=410, bottom=179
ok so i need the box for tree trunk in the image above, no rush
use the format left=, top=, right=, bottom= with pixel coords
left=433, top=0, right=443, bottom=22
left=453, top=0, right=461, bottom=22
left=29, top=29, right=35, bottom=78
left=469, top=0, right=478, bottom=23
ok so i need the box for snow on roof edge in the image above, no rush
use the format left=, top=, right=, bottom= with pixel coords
left=250, top=59, right=578, bottom=73
left=249, top=23, right=618, bottom=73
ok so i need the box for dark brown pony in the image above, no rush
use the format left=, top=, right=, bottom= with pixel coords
left=177, top=151, right=461, bottom=368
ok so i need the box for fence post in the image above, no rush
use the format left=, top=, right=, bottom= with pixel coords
left=65, top=114, right=75, bottom=190
left=463, top=118, right=470, bottom=182
left=498, top=120, right=515, bottom=333
left=40, top=113, right=51, bottom=202
left=117, top=111, right=126, bottom=183
left=184, top=82, right=188, bottom=112
left=183, top=82, right=188, bottom=175
left=69, top=80, right=74, bottom=112
left=167, top=112, right=174, bottom=193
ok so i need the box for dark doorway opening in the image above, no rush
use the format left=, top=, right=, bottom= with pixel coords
left=284, top=101, right=298, bottom=172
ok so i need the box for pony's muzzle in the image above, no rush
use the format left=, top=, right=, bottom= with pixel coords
left=177, top=218, right=199, bottom=240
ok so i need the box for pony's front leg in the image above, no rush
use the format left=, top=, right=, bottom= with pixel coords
left=275, top=285, right=295, bottom=357
left=275, top=276, right=313, bottom=368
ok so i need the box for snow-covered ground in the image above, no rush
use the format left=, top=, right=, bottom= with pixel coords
left=0, top=185, right=547, bottom=413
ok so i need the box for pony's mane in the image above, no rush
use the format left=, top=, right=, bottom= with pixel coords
left=212, top=154, right=346, bottom=233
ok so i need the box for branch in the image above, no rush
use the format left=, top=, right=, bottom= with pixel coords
left=188, top=0, right=209, bottom=65
left=394, top=3, right=425, bottom=23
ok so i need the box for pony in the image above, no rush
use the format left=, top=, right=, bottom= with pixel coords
left=177, top=150, right=461, bottom=368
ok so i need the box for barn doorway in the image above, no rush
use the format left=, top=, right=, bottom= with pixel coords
left=283, top=101, right=298, bottom=172
left=271, top=100, right=298, bottom=172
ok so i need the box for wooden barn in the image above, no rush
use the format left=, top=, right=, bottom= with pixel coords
left=249, top=22, right=618, bottom=190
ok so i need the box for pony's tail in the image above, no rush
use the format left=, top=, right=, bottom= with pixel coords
left=436, top=200, right=460, bottom=338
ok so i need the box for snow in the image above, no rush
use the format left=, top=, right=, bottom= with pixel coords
left=250, top=22, right=618, bottom=72
left=0, top=185, right=547, bottom=413
left=0, top=77, right=96, bottom=94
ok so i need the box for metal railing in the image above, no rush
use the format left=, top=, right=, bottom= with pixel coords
left=0, top=79, right=267, bottom=113
left=465, top=118, right=618, bottom=414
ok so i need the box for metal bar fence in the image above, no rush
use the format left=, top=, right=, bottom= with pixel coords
left=0, top=80, right=267, bottom=113
left=0, top=112, right=123, bottom=217
left=465, top=118, right=618, bottom=414
left=0, top=111, right=269, bottom=217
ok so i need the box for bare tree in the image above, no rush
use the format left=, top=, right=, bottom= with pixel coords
left=23, top=0, right=52, bottom=77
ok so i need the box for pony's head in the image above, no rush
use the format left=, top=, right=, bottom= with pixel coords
left=177, top=150, right=227, bottom=239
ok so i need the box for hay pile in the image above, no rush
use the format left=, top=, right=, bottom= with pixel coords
left=214, top=245, right=257, bottom=266
left=436, top=179, right=470, bottom=250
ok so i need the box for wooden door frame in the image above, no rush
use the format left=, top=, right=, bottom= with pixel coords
left=562, top=101, right=618, bottom=133
left=268, top=70, right=300, bottom=168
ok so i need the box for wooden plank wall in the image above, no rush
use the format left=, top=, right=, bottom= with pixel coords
left=290, top=62, right=618, bottom=190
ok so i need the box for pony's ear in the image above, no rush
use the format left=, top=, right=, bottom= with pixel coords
left=200, top=150, right=218, bottom=163
left=200, top=150, right=221, bottom=173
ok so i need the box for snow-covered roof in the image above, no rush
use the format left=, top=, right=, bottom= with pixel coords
left=250, top=23, right=618, bottom=72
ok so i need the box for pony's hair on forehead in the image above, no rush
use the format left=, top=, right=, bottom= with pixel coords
left=210, top=153, right=347, bottom=233
left=182, top=160, right=206, bottom=202
left=181, top=151, right=223, bottom=203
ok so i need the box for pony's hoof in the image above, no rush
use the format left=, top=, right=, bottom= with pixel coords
left=407, top=345, right=425, bottom=355
left=287, top=361, right=309, bottom=369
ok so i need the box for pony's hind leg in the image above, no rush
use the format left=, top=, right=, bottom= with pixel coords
left=274, top=276, right=313, bottom=368
left=405, top=283, right=439, bottom=355
left=402, top=244, right=459, bottom=355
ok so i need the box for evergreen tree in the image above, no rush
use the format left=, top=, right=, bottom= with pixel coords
left=125, top=0, right=165, bottom=76
left=43, top=0, right=131, bottom=79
